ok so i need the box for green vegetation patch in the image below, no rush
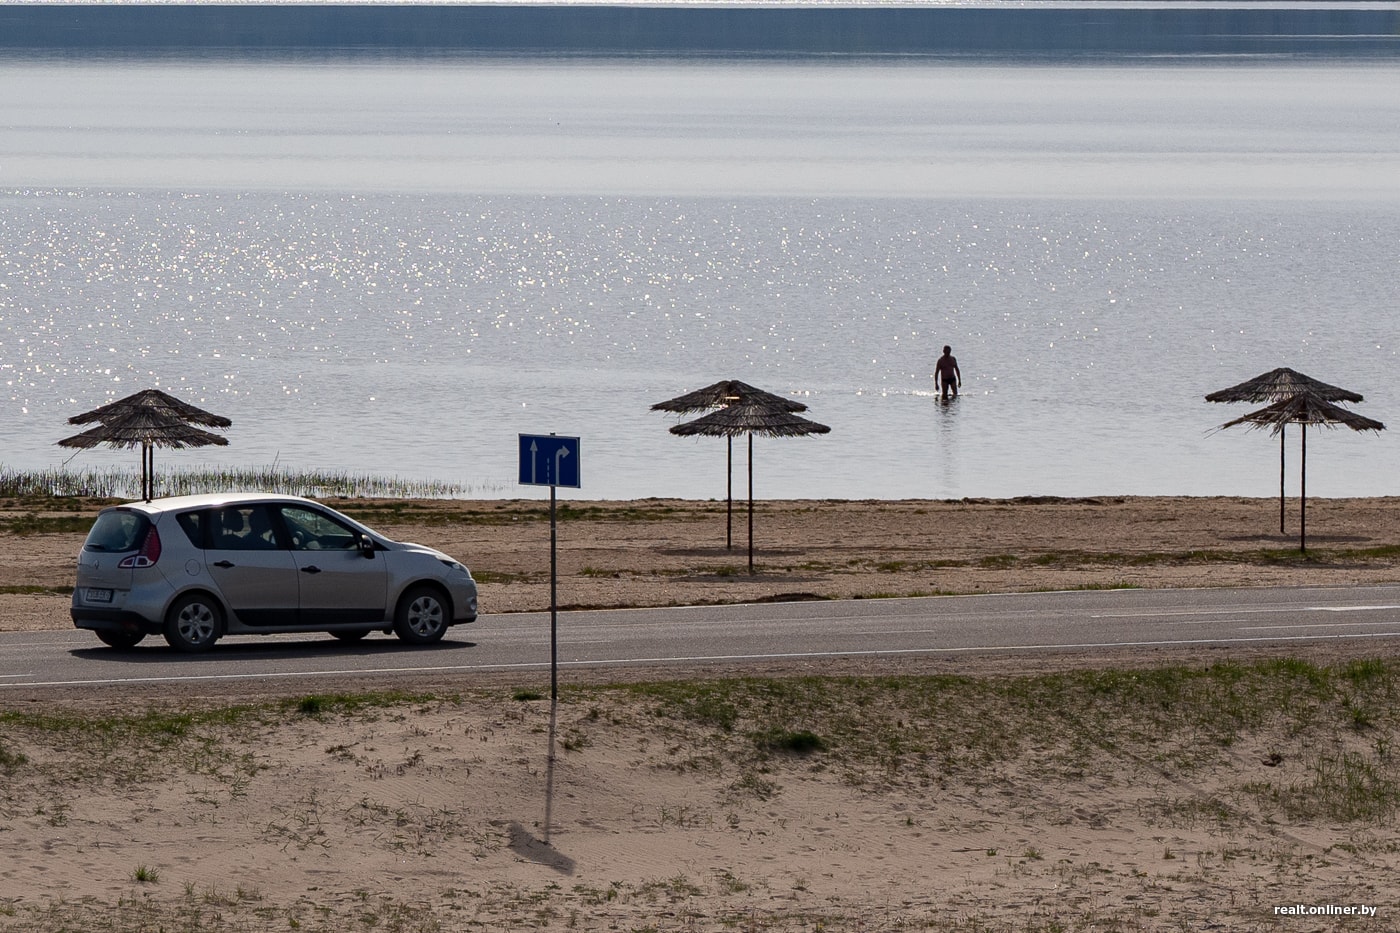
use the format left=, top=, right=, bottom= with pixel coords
left=0, top=465, right=480, bottom=502
left=279, top=691, right=440, bottom=719
left=0, top=704, right=267, bottom=789
left=756, top=728, right=827, bottom=755
left=470, top=569, right=544, bottom=585
left=0, top=584, right=74, bottom=596
left=338, top=501, right=544, bottom=526
left=340, top=500, right=709, bottom=527
left=617, top=658, right=1400, bottom=810
left=0, top=513, right=95, bottom=535
left=1022, top=545, right=1400, bottom=569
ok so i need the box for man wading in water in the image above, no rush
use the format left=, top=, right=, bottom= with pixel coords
left=935, top=345, right=961, bottom=400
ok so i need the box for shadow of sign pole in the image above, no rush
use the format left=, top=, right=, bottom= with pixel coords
left=544, top=694, right=559, bottom=845
left=508, top=818, right=576, bottom=874
left=518, top=433, right=582, bottom=845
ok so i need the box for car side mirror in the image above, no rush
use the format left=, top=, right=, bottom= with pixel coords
left=358, top=534, right=376, bottom=559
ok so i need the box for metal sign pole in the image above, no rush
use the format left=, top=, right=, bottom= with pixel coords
left=517, top=432, right=580, bottom=850
left=550, top=481, right=558, bottom=700
left=516, top=434, right=581, bottom=686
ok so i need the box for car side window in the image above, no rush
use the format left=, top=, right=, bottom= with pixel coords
left=279, top=506, right=359, bottom=551
left=211, top=505, right=281, bottom=551
left=176, top=510, right=204, bottom=548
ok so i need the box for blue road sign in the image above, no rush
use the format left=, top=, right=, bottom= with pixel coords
left=518, top=434, right=581, bottom=488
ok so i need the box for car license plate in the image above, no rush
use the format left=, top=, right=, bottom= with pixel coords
left=85, top=588, right=114, bottom=604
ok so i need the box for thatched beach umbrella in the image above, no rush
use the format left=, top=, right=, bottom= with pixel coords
left=1205, top=368, right=1363, bottom=406
left=67, top=388, right=235, bottom=432
left=59, top=389, right=232, bottom=501
left=652, top=380, right=808, bottom=415
left=652, top=380, right=808, bottom=549
left=670, top=399, right=830, bottom=573
left=1217, top=394, right=1384, bottom=552
left=1206, top=368, right=1365, bottom=532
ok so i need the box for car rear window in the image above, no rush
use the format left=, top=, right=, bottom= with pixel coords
left=83, top=510, right=149, bottom=553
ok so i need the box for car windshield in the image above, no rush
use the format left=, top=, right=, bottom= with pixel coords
left=83, top=510, right=148, bottom=553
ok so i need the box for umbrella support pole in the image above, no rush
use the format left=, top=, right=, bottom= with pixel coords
left=726, top=436, right=733, bottom=550
left=144, top=442, right=154, bottom=502
left=747, top=432, right=754, bottom=575
left=1300, top=426, right=1307, bottom=554
left=1279, top=425, right=1285, bottom=534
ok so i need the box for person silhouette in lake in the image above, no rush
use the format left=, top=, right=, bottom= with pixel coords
left=935, top=345, right=961, bottom=400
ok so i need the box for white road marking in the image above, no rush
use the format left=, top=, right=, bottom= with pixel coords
left=1242, top=620, right=1400, bottom=631
left=1316, top=605, right=1400, bottom=612
left=1089, top=608, right=1292, bottom=620
left=1166, top=619, right=1245, bottom=626
left=1098, top=602, right=1398, bottom=615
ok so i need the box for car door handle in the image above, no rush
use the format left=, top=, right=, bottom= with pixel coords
left=212, top=560, right=235, bottom=569
left=301, top=566, right=322, bottom=574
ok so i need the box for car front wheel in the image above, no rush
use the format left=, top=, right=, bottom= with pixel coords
left=164, top=593, right=223, bottom=652
left=394, top=586, right=449, bottom=645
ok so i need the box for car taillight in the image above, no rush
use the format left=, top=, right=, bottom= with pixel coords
left=119, top=526, right=162, bottom=569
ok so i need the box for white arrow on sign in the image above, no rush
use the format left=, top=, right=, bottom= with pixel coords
left=555, top=445, right=570, bottom=483
left=529, top=440, right=539, bottom=484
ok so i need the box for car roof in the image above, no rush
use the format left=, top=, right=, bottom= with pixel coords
left=104, top=493, right=388, bottom=541
left=113, top=493, right=323, bottom=515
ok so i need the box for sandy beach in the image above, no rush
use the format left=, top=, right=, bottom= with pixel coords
left=2, top=494, right=1399, bottom=931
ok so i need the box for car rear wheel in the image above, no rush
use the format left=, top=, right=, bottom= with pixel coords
left=394, top=586, right=449, bottom=645
left=164, top=593, right=222, bottom=652
left=96, top=629, right=145, bottom=649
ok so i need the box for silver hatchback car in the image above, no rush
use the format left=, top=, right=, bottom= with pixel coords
left=71, top=493, right=478, bottom=651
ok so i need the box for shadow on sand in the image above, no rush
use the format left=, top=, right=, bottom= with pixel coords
left=505, top=693, right=575, bottom=874
left=508, top=821, right=576, bottom=875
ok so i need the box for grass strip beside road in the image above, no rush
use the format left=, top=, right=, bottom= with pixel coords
left=3, top=660, right=1395, bottom=808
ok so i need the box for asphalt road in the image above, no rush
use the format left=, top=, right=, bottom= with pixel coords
left=4, top=584, right=1400, bottom=693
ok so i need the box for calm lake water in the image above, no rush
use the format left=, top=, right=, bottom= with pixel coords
left=2, top=55, right=1398, bottom=500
